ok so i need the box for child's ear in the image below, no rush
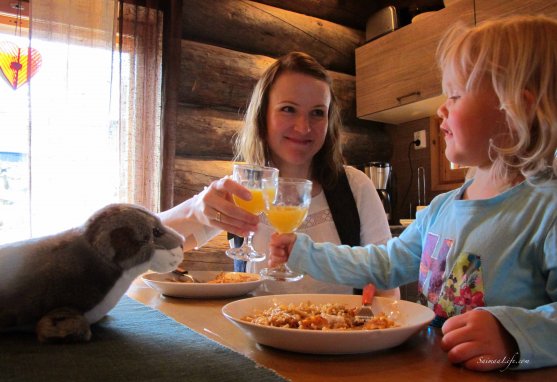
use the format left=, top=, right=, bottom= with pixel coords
left=523, top=89, right=536, bottom=116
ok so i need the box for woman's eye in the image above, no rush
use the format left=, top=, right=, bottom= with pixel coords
left=311, top=109, right=326, bottom=117
left=448, top=95, right=460, bottom=101
left=281, top=106, right=295, bottom=113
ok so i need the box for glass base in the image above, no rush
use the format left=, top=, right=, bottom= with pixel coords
left=225, top=246, right=266, bottom=262
left=260, top=265, right=303, bottom=282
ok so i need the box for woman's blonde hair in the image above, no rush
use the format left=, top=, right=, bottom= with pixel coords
left=234, top=51, right=345, bottom=188
left=437, top=14, right=557, bottom=180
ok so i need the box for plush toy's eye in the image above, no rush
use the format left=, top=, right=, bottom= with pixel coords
left=153, top=227, right=164, bottom=238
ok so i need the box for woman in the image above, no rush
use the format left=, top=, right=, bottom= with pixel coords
left=160, top=52, right=398, bottom=297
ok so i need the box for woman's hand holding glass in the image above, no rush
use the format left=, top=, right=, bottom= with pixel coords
left=190, top=177, right=259, bottom=237
left=260, top=178, right=312, bottom=281
left=225, top=164, right=279, bottom=262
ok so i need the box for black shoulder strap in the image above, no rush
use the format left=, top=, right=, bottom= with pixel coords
left=323, top=168, right=362, bottom=295
left=323, top=168, right=361, bottom=247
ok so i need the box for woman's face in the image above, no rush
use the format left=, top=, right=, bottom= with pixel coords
left=437, top=74, right=508, bottom=169
left=266, top=71, right=330, bottom=174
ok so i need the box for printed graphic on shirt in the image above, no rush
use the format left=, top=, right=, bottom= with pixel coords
left=417, top=228, right=486, bottom=318
left=418, top=233, right=450, bottom=307
left=435, top=253, right=485, bottom=318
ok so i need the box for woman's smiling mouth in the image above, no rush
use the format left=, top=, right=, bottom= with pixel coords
left=285, top=136, right=313, bottom=145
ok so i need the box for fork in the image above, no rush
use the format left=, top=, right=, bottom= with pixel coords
left=354, top=283, right=376, bottom=325
left=172, top=266, right=198, bottom=283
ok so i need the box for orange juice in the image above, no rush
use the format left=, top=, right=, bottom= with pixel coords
left=265, top=206, right=308, bottom=233
left=233, top=189, right=265, bottom=214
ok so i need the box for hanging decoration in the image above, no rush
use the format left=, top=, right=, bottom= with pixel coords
left=0, top=0, right=41, bottom=90
left=0, top=42, right=42, bottom=89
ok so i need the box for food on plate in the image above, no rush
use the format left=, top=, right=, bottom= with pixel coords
left=242, top=301, right=399, bottom=330
left=164, top=271, right=259, bottom=284
left=207, top=272, right=260, bottom=284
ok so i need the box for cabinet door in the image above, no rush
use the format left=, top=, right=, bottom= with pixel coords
left=476, top=0, right=557, bottom=24
left=355, top=0, right=474, bottom=124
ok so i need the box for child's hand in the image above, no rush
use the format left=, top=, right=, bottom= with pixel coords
left=441, top=309, right=519, bottom=371
left=268, top=232, right=297, bottom=267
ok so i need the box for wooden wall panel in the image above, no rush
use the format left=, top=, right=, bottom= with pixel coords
left=179, top=40, right=273, bottom=110
left=181, top=0, right=364, bottom=74
left=251, top=0, right=382, bottom=29
left=180, top=40, right=358, bottom=118
left=181, top=232, right=232, bottom=271
left=175, top=105, right=242, bottom=160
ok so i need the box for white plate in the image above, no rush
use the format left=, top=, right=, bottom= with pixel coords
left=222, top=294, right=434, bottom=354
left=142, top=271, right=263, bottom=299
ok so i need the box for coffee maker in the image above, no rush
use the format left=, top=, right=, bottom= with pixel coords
left=365, top=162, right=392, bottom=223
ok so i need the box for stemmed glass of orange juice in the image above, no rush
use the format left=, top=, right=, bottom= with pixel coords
left=260, top=178, right=312, bottom=281
left=225, top=164, right=279, bottom=262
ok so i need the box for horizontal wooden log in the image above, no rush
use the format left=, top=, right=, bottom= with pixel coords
left=181, top=231, right=233, bottom=271
left=180, top=40, right=364, bottom=123
left=182, top=0, right=364, bottom=74
left=175, top=105, right=242, bottom=160
left=179, top=40, right=271, bottom=112
left=340, top=124, right=392, bottom=166
left=175, top=104, right=391, bottom=164
left=251, top=0, right=382, bottom=30
left=173, top=158, right=234, bottom=204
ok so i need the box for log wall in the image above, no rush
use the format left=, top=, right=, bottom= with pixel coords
left=175, top=0, right=393, bottom=269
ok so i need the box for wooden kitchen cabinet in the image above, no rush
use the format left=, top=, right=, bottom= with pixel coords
left=355, top=0, right=474, bottom=124
left=476, top=0, right=557, bottom=23
left=355, top=0, right=557, bottom=125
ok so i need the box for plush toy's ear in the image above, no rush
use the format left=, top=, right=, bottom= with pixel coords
left=84, top=204, right=154, bottom=267
left=109, top=226, right=150, bottom=265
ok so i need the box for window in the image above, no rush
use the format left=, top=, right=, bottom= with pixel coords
left=0, top=2, right=163, bottom=244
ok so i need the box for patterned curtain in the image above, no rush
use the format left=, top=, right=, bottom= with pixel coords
left=117, top=1, right=164, bottom=212
left=0, top=0, right=169, bottom=243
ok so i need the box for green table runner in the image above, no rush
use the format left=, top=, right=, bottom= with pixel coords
left=0, top=296, right=287, bottom=382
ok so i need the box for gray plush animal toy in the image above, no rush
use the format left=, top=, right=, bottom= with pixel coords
left=0, top=203, right=184, bottom=343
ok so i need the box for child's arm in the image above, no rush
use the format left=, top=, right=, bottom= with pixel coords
left=268, top=229, right=422, bottom=289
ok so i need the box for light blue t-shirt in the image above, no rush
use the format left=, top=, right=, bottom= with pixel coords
left=287, top=175, right=557, bottom=370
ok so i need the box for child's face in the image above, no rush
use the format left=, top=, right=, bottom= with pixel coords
left=437, top=76, right=508, bottom=169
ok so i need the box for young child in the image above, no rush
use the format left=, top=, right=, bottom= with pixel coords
left=268, top=15, right=557, bottom=372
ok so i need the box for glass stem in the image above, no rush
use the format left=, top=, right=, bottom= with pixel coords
left=244, top=231, right=255, bottom=249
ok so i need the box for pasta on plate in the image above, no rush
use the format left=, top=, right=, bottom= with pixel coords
left=242, top=301, right=399, bottom=331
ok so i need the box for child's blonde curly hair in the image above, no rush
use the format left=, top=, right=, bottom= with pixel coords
left=437, top=15, right=557, bottom=181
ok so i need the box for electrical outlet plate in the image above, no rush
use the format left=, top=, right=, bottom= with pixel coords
left=414, top=130, right=427, bottom=149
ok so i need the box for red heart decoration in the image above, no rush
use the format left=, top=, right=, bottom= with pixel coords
left=0, top=41, right=42, bottom=90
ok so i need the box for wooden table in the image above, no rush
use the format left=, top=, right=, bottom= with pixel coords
left=127, top=278, right=555, bottom=382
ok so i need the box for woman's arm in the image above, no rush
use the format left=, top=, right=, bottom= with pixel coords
left=159, top=177, right=259, bottom=251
